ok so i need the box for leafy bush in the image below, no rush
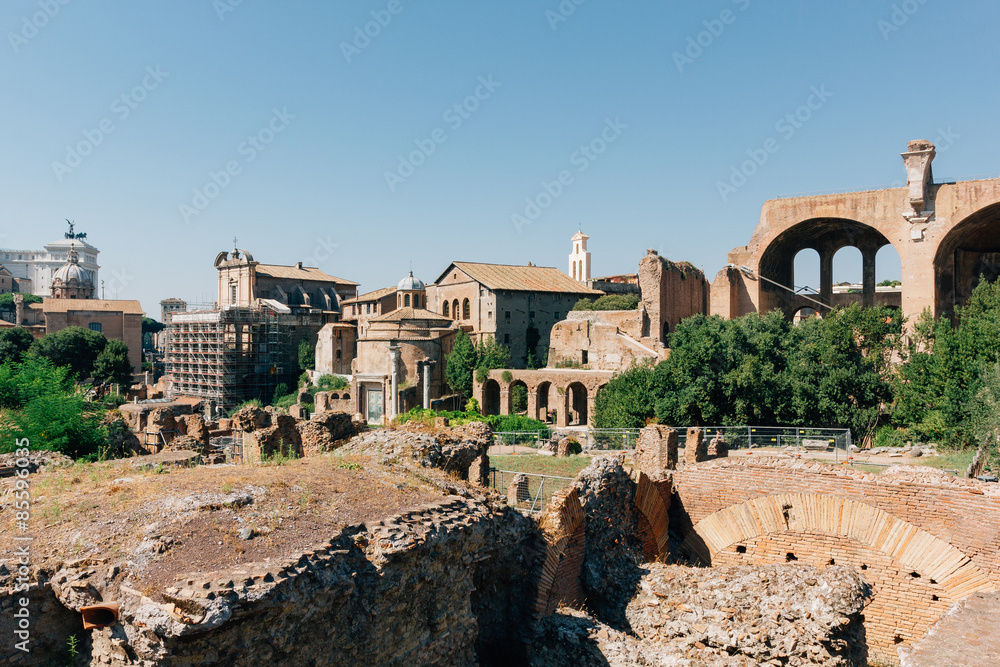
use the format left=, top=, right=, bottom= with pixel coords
left=317, top=375, right=349, bottom=391
left=501, top=370, right=513, bottom=383
left=272, top=383, right=290, bottom=405
left=572, top=294, right=640, bottom=311
left=397, top=408, right=550, bottom=438
left=228, top=398, right=263, bottom=417
left=511, top=383, right=527, bottom=413
left=873, top=425, right=910, bottom=449
left=465, top=398, right=480, bottom=414
left=99, top=393, right=127, bottom=409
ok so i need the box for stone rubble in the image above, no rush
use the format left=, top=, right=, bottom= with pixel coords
left=532, top=564, right=871, bottom=667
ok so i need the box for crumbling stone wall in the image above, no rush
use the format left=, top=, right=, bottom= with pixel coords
left=638, top=249, right=708, bottom=345
left=341, top=422, right=492, bottom=485
left=570, top=455, right=645, bottom=628
left=296, top=412, right=358, bottom=456
left=33, top=497, right=536, bottom=667
left=683, top=426, right=707, bottom=464
left=669, top=458, right=1000, bottom=663
left=634, top=425, right=678, bottom=473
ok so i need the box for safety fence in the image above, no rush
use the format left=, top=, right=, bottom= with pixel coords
left=489, top=469, right=576, bottom=513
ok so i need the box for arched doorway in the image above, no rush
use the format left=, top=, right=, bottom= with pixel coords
left=567, top=382, right=588, bottom=426
left=536, top=381, right=551, bottom=422
left=508, top=380, right=528, bottom=414
left=482, top=379, right=501, bottom=416
left=934, top=202, right=1000, bottom=319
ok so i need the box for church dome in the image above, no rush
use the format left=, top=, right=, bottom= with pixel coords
left=397, top=270, right=425, bottom=291
left=51, top=246, right=94, bottom=298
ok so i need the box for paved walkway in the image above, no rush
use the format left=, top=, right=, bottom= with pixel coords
left=899, top=592, right=1000, bottom=666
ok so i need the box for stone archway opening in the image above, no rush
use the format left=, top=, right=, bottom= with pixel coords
left=567, top=382, right=588, bottom=426
left=934, top=201, right=1000, bottom=320
left=508, top=380, right=528, bottom=415
left=758, top=218, right=895, bottom=318
left=536, top=381, right=551, bottom=422
left=792, top=306, right=820, bottom=324
left=482, top=379, right=501, bottom=416
left=792, top=248, right=821, bottom=295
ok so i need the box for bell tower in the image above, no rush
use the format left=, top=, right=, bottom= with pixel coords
left=569, top=231, right=591, bottom=283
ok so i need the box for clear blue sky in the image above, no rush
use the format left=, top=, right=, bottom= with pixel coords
left=1, top=1, right=998, bottom=312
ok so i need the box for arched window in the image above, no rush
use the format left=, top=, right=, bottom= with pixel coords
left=462, top=298, right=471, bottom=320
left=573, top=263, right=577, bottom=280
left=452, top=299, right=460, bottom=320
left=443, top=301, right=450, bottom=317
left=404, top=294, right=410, bottom=307
left=414, top=295, right=420, bottom=308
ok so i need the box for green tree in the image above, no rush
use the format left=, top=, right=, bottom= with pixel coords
left=0, top=293, right=42, bottom=314
left=0, top=327, right=35, bottom=364
left=0, top=356, right=73, bottom=410
left=298, top=339, right=315, bottom=371
left=30, top=327, right=107, bottom=379
left=92, top=340, right=135, bottom=387
left=445, top=331, right=477, bottom=401
left=475, top=336, right=511, bottom=372
left=893, top=279, right=1000, bottom=446
left=141, top=317, right=165, bottom=335
left=511, top=383, right=528, bottom=413
left=594, top=361, right=657, bottom=428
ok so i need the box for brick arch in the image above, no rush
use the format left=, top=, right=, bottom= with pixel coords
left=681, top=492, right=995, bottom=602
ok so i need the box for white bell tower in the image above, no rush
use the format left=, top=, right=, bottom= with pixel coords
left=569, top=231, right=591, bottom=283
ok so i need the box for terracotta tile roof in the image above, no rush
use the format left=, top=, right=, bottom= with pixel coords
left=255, top=264, right=359, bottom=286
left=436, top=262, right=600, bottom=295
left=371, top=307, right=455, bottom=324
left=42, top=298, right=144, bottom=315
left=342, top=286, right=396, bottom=305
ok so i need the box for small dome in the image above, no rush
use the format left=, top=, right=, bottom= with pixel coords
left=53, top=247, right=92, bottom=286
left=397, top=270, right=425, bottom=291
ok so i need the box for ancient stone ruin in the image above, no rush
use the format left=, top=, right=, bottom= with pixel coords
left=2, top=419, right=998, bottom=665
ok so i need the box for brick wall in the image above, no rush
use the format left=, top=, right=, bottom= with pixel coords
left=668, top=458, right=1000, bottom=664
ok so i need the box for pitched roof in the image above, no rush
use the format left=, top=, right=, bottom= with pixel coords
left=42, top=298, right=144, bottom=315
left=371, top=307, right=455, bottom=324
left=255, top=264, right=359, bottom=286
left=341, top=286, right=396, bottom=305
left=436, top=262, right=600, bottom=295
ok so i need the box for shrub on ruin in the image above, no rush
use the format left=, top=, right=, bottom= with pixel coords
left=571, top=294, right=640, bottom=311
left=317, top=374, right=349, bottom=391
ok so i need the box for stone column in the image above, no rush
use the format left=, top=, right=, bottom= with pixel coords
left=500, top=386, right=510, bottom=416
left=684, top=427, right=707, bottom=464
left=388, top=344, right=400, bottom=421
left=527, top=389, right=537, bottom=423
left=862, top=246, right=878, bottom=308
left=14, top=294, right=24, bottom=326
left=556, top=388, right=569, bottom=428
left=819, top=247, right=834, bottom=309
left=421, top=361, right=432, bottom=410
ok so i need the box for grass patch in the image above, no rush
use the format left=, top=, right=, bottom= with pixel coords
left=490, top=454, right=591, bottom=479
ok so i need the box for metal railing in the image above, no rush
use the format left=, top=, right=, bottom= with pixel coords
left=490, top=469, right=576, bottom=513
left=491, top=431, right=546, bottom=454
left=701, top=426, right=852, bottom=460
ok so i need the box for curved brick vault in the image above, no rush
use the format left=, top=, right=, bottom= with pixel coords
left=669, top=458, right=1000, bottom=663
left=682, top=493, right=994, bottom=601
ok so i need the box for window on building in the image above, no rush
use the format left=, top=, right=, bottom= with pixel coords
left=462, top=298, right=470, bottom=319
left=452, top=299, right=459, bottom=320
left=529, top=310, right=535, bottom=318
left=414, top=295, right=420, bottom=308
left=230, top=284, right=237, bottom=303
left=504, top=311, right=511, bottom=320
left=404, top=294, right=411, bottom=307
left=88, top=322, right=102, bottom=333
left=443, top=301, right=450, bottom=317
left=336, top=350, right=342, bottom=360
left=581, top=350, right=588, bottom=365
left=504, top=334, right=510, bottom=345
left=367, top=303, right=372, bottom=314
left=488, top=311, right=493, bottom=321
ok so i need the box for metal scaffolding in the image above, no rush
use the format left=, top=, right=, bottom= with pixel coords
left=164, top=304, right=291, bottom=411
